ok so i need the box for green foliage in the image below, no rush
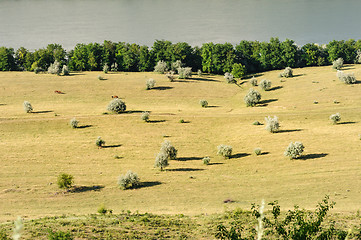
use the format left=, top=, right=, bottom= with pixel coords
left=203, top=157, right=210, bottom=165
left=330, top=113, right=341, bottom=124
left=178, top=67, right=192, bottom=79
left=97, top=203, right=109, bottom=215
left=48, top=229, right=73, bottom=240
left=200, top=99, right=208, bottom=108
left=244, top=88, right=261, bottom=107
left=69, top=118, right=78, bottom=128
left=23, top=101, right=33, bottom=113
left=0, top=47, right=16, bottom=71
left=332, top=58, right=344, bottom=70
left=254, top=148, right=262, bottom=155
left=265, top=116, right=279, bottom=133
left=301, top=43, right=327, bottom=66
left=284, top=142, right=304, bottom=159
left=95, top=137, right=105, bottom=148
left=141, top=111, right=150, bottom=122
left=146, top=78, right=156, bottom=90
left=327, top=40, right=355, bottom=64
left=231, top=63, right=246, bottom=78
left=107, top=98, right=126, bottom=113
left=179, top=119, right=185, bottom=123
left=34, top=67, right=42, bottom=74
left=252, top=121, right=261, bottom=125
left=118, top=170, right=140, bottom=190
left=280, top=67, right=293, bottom=78
left=355, top=49, right=361, bottom=64
left=217, top=145, right=233, bottom=159
left=201, top=42, right=235, bottom=74
left=0, top=229, right=9, bottom=240
left=259, top=79, right=271, bottom=91
left=224, top=72, right=235, bottom=83
left=57, top=173, right=73, bottom=189
left=154, top=60, right=168, bottom=73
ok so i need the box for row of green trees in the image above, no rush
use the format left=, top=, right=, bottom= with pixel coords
left=1, top=38, right=361, bottom=73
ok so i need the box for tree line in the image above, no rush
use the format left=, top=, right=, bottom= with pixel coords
left=1, top=38, right=361, bottom=74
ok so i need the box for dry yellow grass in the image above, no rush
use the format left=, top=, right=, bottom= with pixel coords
left=0, top=66, right=360, bottom=222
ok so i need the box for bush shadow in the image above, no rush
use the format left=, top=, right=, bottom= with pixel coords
left=277, top=129, right=302, bottom=133
left=167, top=168, right=204, bottom=172
left=77, top=125, right=92, bottom=129
left=268, top=86, right=283, bottom=91
left=293, top=74, right=305, bottom=77
left=152, top=86, right=173, bottom=90
left=260, top=152, right=270, bottom=155
left=189, top=77, right=220, bottom=82
left=230, top=153, right=251, bottom=159
left=338, top=121, right=357, bottom=125
left=148, top=120, right=166, bottom=123
left=208, top=162, right=224, bottom=166
left=0, top=104, right=6, bottom=106
left=206, top=105, right=220, bottom=108
left=176, top=157, right=203, bottom=161
left=257, top=99, right=278, bottom=106
left=243, top=73, right=263, bottom=79
left=299, top=153, right=328, bottom=160
left=102, top=144, right=122, bottom=148
left=136, top=181, right=162, bottom=189
left=32, top=110, right=53, bottom=114
left=124, top=110, right=151, bottom=114
left=68, top=185, right=104, bottom=193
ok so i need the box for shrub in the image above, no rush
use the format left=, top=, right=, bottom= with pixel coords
left=179, top=119, right=185, bottom=123
left=141, top=111, right=150, bottom=122
left=154, top=60, right=168, bottom=73
left=34, top=67, right=42, bottom=74
left=355, top=49, right=361, bottom=64
left=97, top=203, right=108, bottom=214
left=250, top=77, right=257, bottom=86
left=254, top=148, right=262, bottom=155
left=98, top=75, right=105, bottom=80
left=57, top=173, right=73, bottom=189
left=259, top=79, right=271, bottom=91
left=171, top=60, right=183, bottom=72
left=217, top=145, right=233, bottom=159
left=12, top=217, right=23, bottom=240
left=265, top=116, right=280, bottom=133
left=231, top=63, right=246, bottom=79
left=103, top=64, right=109, bottom=73
left=329, top=113, right=341, bottom=124
left=48, top=60, right=61, bottom=75
left=154, top=151, right=169, bottom=171
left=244, top=88, right=261, bottom=107
left=284, top=142, right=304, bottom=159
left=62, top=65, right=69, bottom=76
left=111, top=62, right=118, bottom=72
left=23, top=101, right=33, bottom=113
left=48, top=230, right=73, bottom=240
left=118, top=170, right=140, bottom=190
left=166, top=70, right=175, bottom=82
left=203, top=157, right=210, bottom=165
left=253, top=121, right=261, bottom=125
left=107, top=98, right=126, bottom=113
left=280, top=67, right=293, bottom=78
left=197, top=69, right=202, bottom=76
left=337, top=71, right=356, bottom=84
left=69, top=118, right=78, bottom=128
left=224, top=72, right=235, bottom=83
left=200, top=99, right=208, bottom=108
left=95, top=136, right=105, bottom=148
left=146, top=78, right=156, bottom=90
left=332, top=58, right=343, bottom=70
left=160, top=140, right=177, bottom=160
left=178, top=67, right=192, bottom=79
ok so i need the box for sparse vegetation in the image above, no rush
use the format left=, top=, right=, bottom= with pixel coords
left=244, top=88, right=261, bottom=107
left=166, top=70, right=175, bottom=82
left=197, top=69, right=202, bottom=76
left=69, top=118, right=78, bottom=128
left=203, top=157, right=210, bottom=165
left=259, top=79, right=271, bottom=91
left=107, top=98, right=126, bottom=113
left=23, top=101, right=33, bottom=113
left=48, top=230, right=73, bottom=240
left=265, top=116, right=280, bottom=133
left=146, top=78, right=156, bottom=90
left=95, top=136, right=105, bottom=148
left=178, top=67, right=192, bottom=79
left=253, top=121, right=261, bottom=125
left=171, top=60, right=183, bottom=72
left=57, top=173, right=74, bottom=189
left=118, top=170, right=140, bottom=190
left=154, top=60, right=168, bottom=74
left=280, top=67, right=293, bottom=78
left=337, top=71, right=356, bottom=84
left=200, top=99, right=208, bottom=108
left=141, top=111, right=150, bottom=122
left=330, top=113, right=341, bottom=124
left=179, top=119, right=185, bottom=123
left=284, top=142, right=304, bottom=159
left=217, top=145, right=232, bottom=159
left=154, top=151, right=169, bottom=171
left=254, top=148, right=262, bottom=155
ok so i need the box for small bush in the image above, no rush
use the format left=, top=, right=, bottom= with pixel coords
left=332, top=58, right=343, bottom=70
left=160, top=140, right=177, bottom=160
left=146, top=78, right=156, bottom=90
left=355, top=49, right=361, bottom=64
left=34, top=67, right=42, bottom=74
left=141, top=111, right=150, bottom=122
left=166, top=70, right=175, bottom=82
left=48, top=229, right=73, bottom=240
left=48, top=60, right=61, bottom=75
left=107, top=98, right=126, bottom=113
left=200, top=99, right=208, bottom=108
left=254, top=148, right=262, bottom=155
left=250, top=77, right=257, bottom=86
left=62, top=65, right=69, bottom=76
left=203, top=157, right=210, bottom=165
left=154, top=60, right=168, bottom=73
left=337, top=71, right=356, bottom=84
left=69, top=118, right=78, bottom=128
left=111, top=62, right=118, bottom=72
left=224, top=72, right=235, bottom=83
left=253, top=121, right=261, bottom=125
left=178, top=67, right=192, bottom=79
left=118, top=170, right=140, bottom=190
left=171, top=60, right=183, bottom=72
left=98, top=75, right=105, bottom=80
left=217, top=145, right=233, bottom=159
left=179, top=119, right=185, bottom=123
left=97, top=204, right=109, bottom=214
left=329, top=113, right=341, bottom=124
left=244, top=88, right=261, bottom=107
left=57, top=173, right=73, bottom=189
left=154, top=151, right=169, bottom=171
left=280, top=67, right=293, bottom=78
left=197, top=69, right=202, bottom=76
left=265, top=116, right=280, bottom=133
left=259, top=79, right=271, bottom=91
left=95, top=136, right=105, bottom=148
left=23, top=101, right=33, bottom=113
left=103, top=64, right=109, bottom=73
left=284, top=142, right=304, bottom=159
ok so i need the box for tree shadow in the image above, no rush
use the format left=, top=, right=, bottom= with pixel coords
left=293, top=74, right=305, bottom=77
left=167, top=168, right=204, bottom=172
left=124, top=110, right=150, bottom=114
left=136, top=181, right=162, bottom=189
left=299, top=153, right=328, bottom=160
left=148, top=120, right=166, bottom=123
left=102, top=144, right=122, bottom=148
left=208, top=162, right=224, bottom=166
left=68, top=73, right=85, bottom=76
left=77, top=125, right=92, bottom=129
left=268, top=86, right=283, bottom=91
left=32, top=110, right=53, bottom=114
left=338, top=121, right=357, bottom=125
left=277, top=129, right=302, bottom=133
left=243, top=73, right=263, bottom=79
left=257, top=99, right=278, bottom=106
left=152, top=86, right=173, bottom=90
left=0, top=104, right=6, bottom=106
left=179, top=120, right=190, bottom=123
left=189, top=77, right=220, bottom=82
left=260, top=152, right=270, bottom=155
left=68, top=185, right=104, bottom=193
left=229, top=153, right=251, bottom=159
left=176, top=157, right=203, bottom=161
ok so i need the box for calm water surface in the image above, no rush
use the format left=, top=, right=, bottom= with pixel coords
left=1, top=0, right=361, bottom=50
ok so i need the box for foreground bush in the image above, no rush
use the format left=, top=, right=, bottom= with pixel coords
left=154, top=60, right=168, bottom=73
left=337, top=71, right=356, bottom=84
left=57, top=173, right=73, bottom=189
left=280, top=67, right=293, bottom=78
left=200, top=99, right=208, bottom=108
left=23, top=101, right=33, bottom=113
left=69, top=118, right=79, bottom=128
left=330, top=113, right=341, bottom=124
left=265, top=116, right=279, bottom=133
left=332, top=57, right=344, bottom=70
left=95, top=136, right=105, bottom=148
left=224, top=72, right=235, bottom=83
left=284, top=141, right=304, bottom=159
left=217, top=145, right=232, bottom=159
left=244, top=88, right=261, bottom=107
left=259, top=79, right=271, bottom=91
left=178, top=67, right=192, bottom=79
left=254, top=148, right=262, bottom=155
left=118, top=170, right=140, bottom=190
left=107, top=98, right=126, bottom=113
left=141, top=111, right=150, bottom=122
left=203, top=157, right=210, bottom=165
left=146, top=78, right=156, bottom=90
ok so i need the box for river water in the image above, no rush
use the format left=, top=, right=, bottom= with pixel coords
left=1, top=0, right=361, bottom=50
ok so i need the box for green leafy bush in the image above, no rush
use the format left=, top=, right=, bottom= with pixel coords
left=48, top=229, right=73, bottom=240
left=200, top=99, right=208, bottom=108
left=118, top=170, right=140, bottom=190
left=265, top=116, right=279, bottom=133
left=23, top=101, right=33, bottom=113
left=57, top=173, right=73, bottom=189
left=69, top=118, right=78, bottom=128
left=330, top=113, right=341, bottom=124
left=253, top=121, right=261, bottom=125
left=254, top=148, right=262, bottom=155
left=107, top=98, right=126, bottom=113
left=284, top=141, right=304, bottom=159
left=231, top=63, right=246, bottom=79
left=203, top=157, right=210, bottom=165
left=146, top=78, right=156, bottom=90
left=244, top=88, right=261, bottom=107
left=259, top=79, right=271, bottom=91
left=95, top=136, right=105, bottom=148
left=217, top=145, right=232, bottom=159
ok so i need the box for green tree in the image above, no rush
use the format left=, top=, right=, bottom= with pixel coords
left=151, top=39, right=172, bottom=64
left=138, top=45, right=153, bottom=71
left=0, top=47, right=16, bottom=71
left=231, top=63, right=246, bottom=78
left=102, top=40, right=116, bottom=68
left=281, top=39, right=299, bottom=68
left=326, top=40, right=355, bottom=63
left=15, top=47, right=29, bottom=70
left=70, top=44, right=89, bottom=71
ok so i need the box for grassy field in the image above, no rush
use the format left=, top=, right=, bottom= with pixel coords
left=0, top=65, right=361, bottom=225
